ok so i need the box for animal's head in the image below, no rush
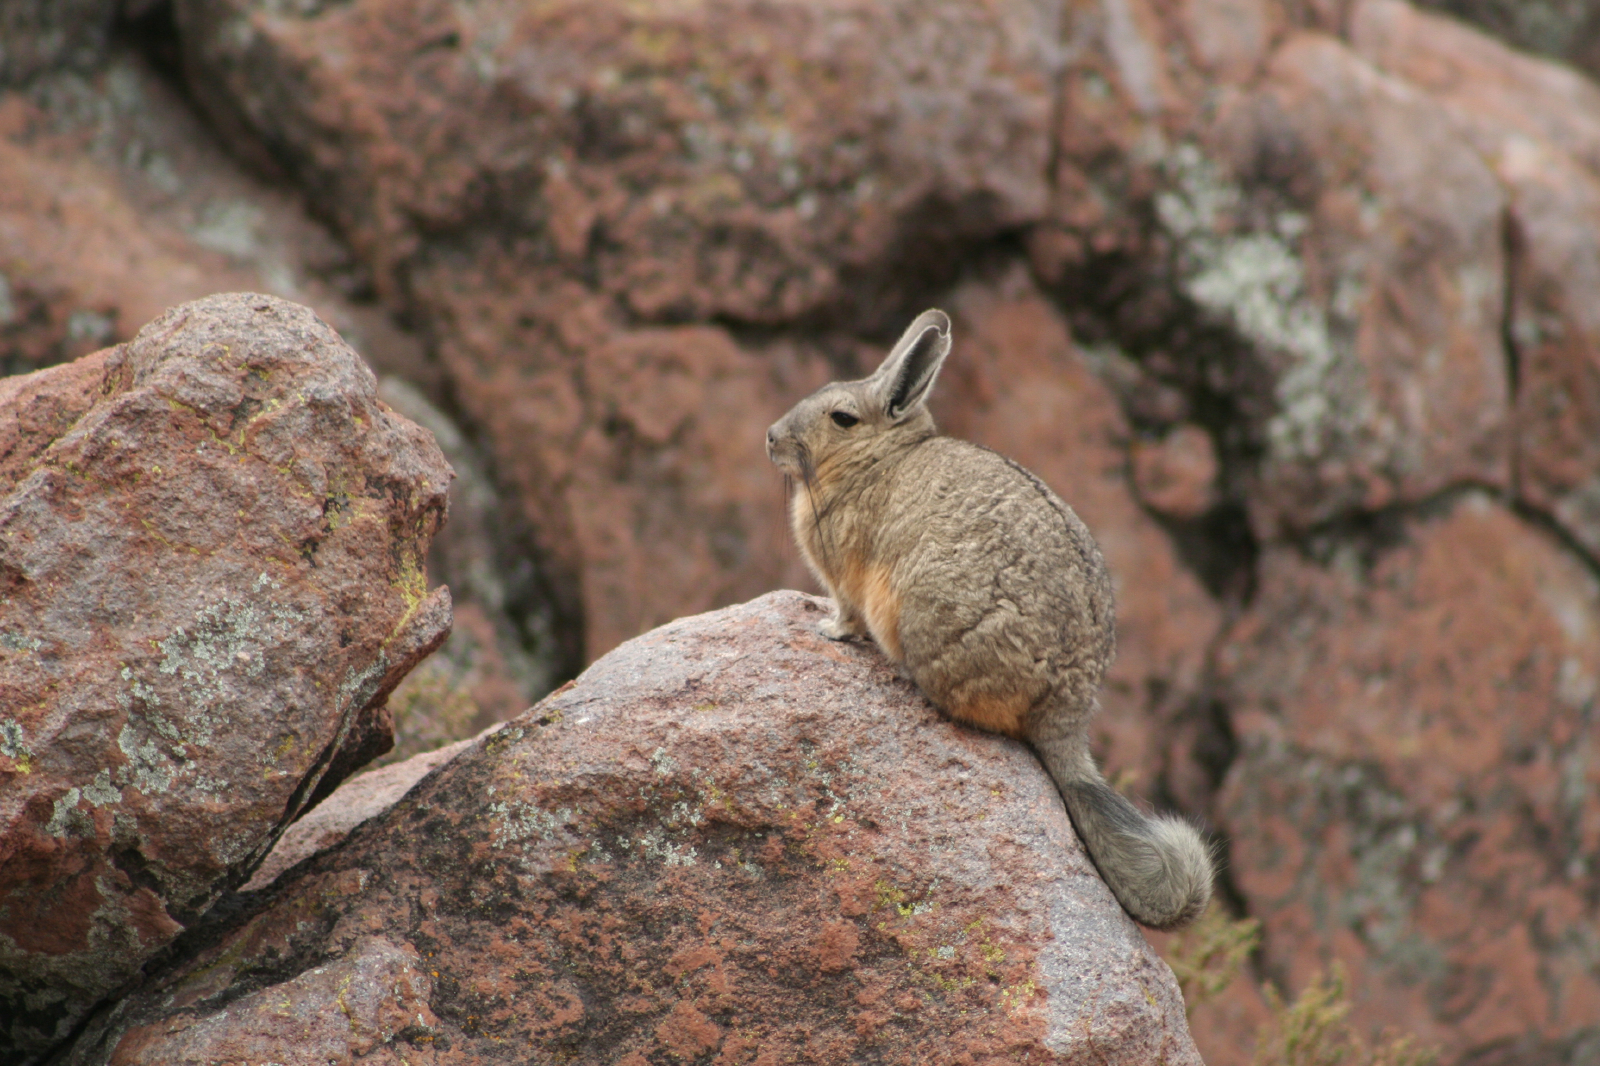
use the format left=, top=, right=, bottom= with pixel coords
left=766, top=309, right=952, bottom=482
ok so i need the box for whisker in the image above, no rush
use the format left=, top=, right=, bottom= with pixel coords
left=801, top=469, right=839, bottom=581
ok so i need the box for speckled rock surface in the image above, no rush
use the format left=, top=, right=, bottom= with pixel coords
left=1350, top=0, right=1600, bottom=563
left=0, top=293, right=452, bottom=1061
left=243, top=732, right=480, bottom=893
left=64, top=591, right=1202, bottom=1066
left=0, top=0, right=117, bottom=86
left=1217, top=492, right=1600, bottom=1059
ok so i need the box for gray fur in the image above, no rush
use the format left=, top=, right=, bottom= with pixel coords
left=766, top=308, right=1213, bottom=930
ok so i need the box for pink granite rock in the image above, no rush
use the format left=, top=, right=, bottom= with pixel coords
left=0, top=293, right=451, bottom=1060
left=64, top=592, right=1202, bottom=1066
left=1217, top=494, right=1600, bottom=1060
left=1351, top=0, right=1600, bottom=562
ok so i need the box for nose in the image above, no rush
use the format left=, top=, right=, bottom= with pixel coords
left=766, top=426, right=777, bottom=447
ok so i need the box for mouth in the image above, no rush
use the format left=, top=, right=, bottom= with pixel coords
left=766, top=434, right=805, bottom=477
left=767, top=444, right=802, bottom=476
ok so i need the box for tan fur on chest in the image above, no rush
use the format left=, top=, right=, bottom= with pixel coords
left=847, top=558, right=903, bottom=661
left=791, top=489, right=903, bottom=661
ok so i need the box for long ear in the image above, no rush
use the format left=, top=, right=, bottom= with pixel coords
left=871, top=309, right=952, bottom=419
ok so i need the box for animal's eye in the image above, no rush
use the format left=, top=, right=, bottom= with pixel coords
left=830, top=411, right=859, bottom=428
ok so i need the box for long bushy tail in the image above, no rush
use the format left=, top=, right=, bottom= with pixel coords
left=1033, top=735, right=1214, bottom=930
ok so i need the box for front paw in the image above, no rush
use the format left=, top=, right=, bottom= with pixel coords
left=818, top=615, right=865, bottom=641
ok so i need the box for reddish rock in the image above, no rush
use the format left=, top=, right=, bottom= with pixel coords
left=1216, top=494, right=1600, bottom=1059
left=173, top=0, right=1057, bottom=322
left=169, top=0, right=1065, bottom=660
left=0, top=293, right=451, bottom=1061
left=0, top=46, right=431, bottom=384
left=1351, top=0, right=1600, bottom=177
left=1131, top=424, right=1220, bottom=520
left=244, top=733, right=481, bottom=893
left=0, top=134, right=257, bottom=375
left=1350, top=0, right=1600, bottom=560
left=1211, top=31, right=1510, bottom=535
left=64, top=592, right=1203, bottom=1066
left=1044, top=13, right=1510, bottom=536
left=1405, top=0, right=1600, bottom=82
left=376, top=377, right=572, bottom=741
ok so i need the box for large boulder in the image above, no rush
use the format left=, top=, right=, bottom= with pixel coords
left=1351, top=0, right=1600, bottom=562
left=63, top=592, right=1201, bottom=1066
left=0, top=0, right=117, bottom=86
left=0, top=293, right=452, bottom=1060
left=1217, top=493, right=1600, bottom=1059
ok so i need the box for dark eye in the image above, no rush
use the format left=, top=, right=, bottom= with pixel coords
left=830, top=411, right=859, bottom=428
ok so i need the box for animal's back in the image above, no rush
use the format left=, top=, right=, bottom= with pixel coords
left=867, top=437, right=1116, bottom=740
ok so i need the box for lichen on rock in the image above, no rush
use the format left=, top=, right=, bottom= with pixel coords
left=61, top=592, right=1203, bottom=1066
left=0, top=292, right=452, bottom=1062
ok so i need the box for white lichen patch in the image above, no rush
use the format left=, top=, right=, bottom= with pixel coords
left=0, top=717, right=35, bottom=771
left=152, top=593, right=308, bottom=751
left=636, top=827, right=699, bottom=867
left=0, top=631, right=42, bottom=652
left=336, top=655, right=386, bottom=718
left=1157, top=143, right=1366, bottom=464
left=83, top=770, right=122, bottom=808
left=117, top=723, right=177, bottom=795
left=47, top=788, right=91, bottom=838
left=487, top=799, right=575, bottom=849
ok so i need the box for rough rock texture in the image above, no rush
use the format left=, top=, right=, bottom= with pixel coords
left=1217, top=493, right=1600, bottom=1055
left=0, top=37, right=558, bottom=746
left=243, top=733, right=481, bottom=893
left=0, top=293, right=452, bottom=1060
left=1049, top=7, right=1511, bottom=539
left=1350, top=0, right=1600, bottom=560
left=172, top=0, right=1058, bottom=322
left=0, top=1, right=118, bottom=87
left=0, top=41, right=431, bottom=382
left=1409, top=0, right=1600, bottom=79
left=64, top=592, right=1202, bottom=1066
left=376, top=377, right=571, bottom=731
left=11, top=1, right=1600, bottom=1063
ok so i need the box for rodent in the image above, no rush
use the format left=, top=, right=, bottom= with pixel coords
left=765, top=308, right=1213, bottom=930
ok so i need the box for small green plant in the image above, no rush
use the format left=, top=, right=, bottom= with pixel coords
left=1162, top=906, right=1438, bottom=1066
left=382, top=656, right=482, bottom=765
left=1164, top=903, right=1262, bottom=1017
left=1252, top=963, right=1438, bottom=1066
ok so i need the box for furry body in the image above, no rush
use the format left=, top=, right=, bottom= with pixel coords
left=767, top=309, right=1213, bottom=930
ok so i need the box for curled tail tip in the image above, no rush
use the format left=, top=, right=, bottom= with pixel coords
left=1058, top=776, right=1216, bottom=930
left=1135, top=816, right=1215, bottom=931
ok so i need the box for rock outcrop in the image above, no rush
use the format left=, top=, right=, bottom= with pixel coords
left=1219, top=492, right=1600, bottom=1054
left=0, top=293, right=451, bottom=1060
left=6, top=1, right=1600, bottom=1062
left=63, top=591, right=1201, bottom=1066
left=0, top=1, right=117, bottom=87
